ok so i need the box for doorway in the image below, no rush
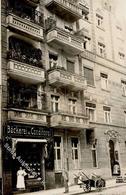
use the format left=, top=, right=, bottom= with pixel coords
left=109, top=140, right=120, bottom=176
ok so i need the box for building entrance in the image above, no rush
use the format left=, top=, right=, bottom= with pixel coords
left=109, top=140, right=120, bottom=176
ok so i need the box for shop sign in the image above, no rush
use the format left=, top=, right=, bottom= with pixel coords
left=7, top=124, right=53, bottom=138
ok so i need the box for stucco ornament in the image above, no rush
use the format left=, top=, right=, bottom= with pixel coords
left=104, top=130, right=121, bottom=142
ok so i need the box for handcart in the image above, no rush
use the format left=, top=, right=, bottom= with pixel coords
left=74, top=172, right=106, bottom=193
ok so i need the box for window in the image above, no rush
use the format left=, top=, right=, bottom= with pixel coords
left=54, top=136, right=62, bottom=170
left=101, top=73, right=108, bottom=90
left=86, top=129, right=95, bottom=145
left=92, top=144, right=97, bottom=167
left=103, top=106, right=111, bottom=123
left=69, top=99, right=77, bottom=114
left=71, top=138, right=79, bottom=169
left=51, top=95, right=60, bottom=112
left=124, top=111, right=126, bottom=124
left=84, top=67, right=94, bottom=86
left=49, top=53, right=58, bottom=69
left=79, top=3, right=89, bottom=20
left=67, top=60, right=75, bottom=73
left=96, top=14, right=103, bottom=28
left=119, top=52, right=125, bottom=60
left=98, top=42, right=106, bottom=57
left=83, top=36, right=91, bottom=50
left=86, top=103, right=96, bottom=122
left=121, top=80, right=126, bottom=96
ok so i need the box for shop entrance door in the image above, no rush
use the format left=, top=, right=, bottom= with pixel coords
left=12, top=142, right=44, bottom=191
left=109, top=140, right=120, bottom=176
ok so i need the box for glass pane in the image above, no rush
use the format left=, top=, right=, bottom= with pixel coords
left=92, top=150, right=97, bottom=167
left=75, top=149, right=78, bottom=159
left=57, top=149, right=61, bottom=160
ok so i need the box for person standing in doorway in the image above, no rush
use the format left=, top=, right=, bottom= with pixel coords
left=16, top=167, right=27, bottom=190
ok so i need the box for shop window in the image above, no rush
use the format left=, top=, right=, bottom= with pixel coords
left=92, top=144, right=97, bottom=167
left=67, top=60, right=75, bottom=74
left=51, top=95, right=60, bottom=113
left=98, top=42, right=106, bottom=57
left=49, top=53, right=58, bottom=69
left=101, top=73, right=108, bottom=90
left=84, top=67, right=94, bottom=86
left=71, top=137, right=79, bottom=169
left=86, top=129, right=95, bottom=145
left=54, top=136, right=62, bottom=170
left=121, top=80, right=126, bottom=96
left=69, top=99, right=77, bottom=114
left=103, top=106, right=111, bottom=123
left=86, top=102, right=96, bottom=122
left=96, top=14, right=103, bottom=28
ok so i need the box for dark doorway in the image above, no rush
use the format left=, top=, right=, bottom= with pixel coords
left=109, top=140, right=120, bottom=176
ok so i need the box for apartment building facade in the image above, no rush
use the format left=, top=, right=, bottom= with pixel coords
left=1, top=0, right=126, bottom=194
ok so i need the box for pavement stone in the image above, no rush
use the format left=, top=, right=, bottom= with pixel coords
left=18, top=179, right=126, bottom=195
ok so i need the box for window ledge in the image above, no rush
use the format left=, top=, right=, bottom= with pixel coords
left=87, top=84, right=96, bottom=88
left=101, top=88, right=110, bottom=93
left=96, top=26, right=105, bottom=31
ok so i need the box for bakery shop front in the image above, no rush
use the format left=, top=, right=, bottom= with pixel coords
left=3, top=123, right=54, bottom=194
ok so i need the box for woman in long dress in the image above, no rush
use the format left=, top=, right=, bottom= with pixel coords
left=16, top=167, right=27, bottom=190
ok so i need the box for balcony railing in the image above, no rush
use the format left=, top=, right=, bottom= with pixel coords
left=45, top=0, right=82, bottom=22
left=7, top=60, right=45, bottom=84
left=6, top=12, right=44, bottom=40
left=81, top=50, right=96, bottom=62
left=50, top=112, right=89, bottom=129
left=8, top=108, right=47, bottom=125
left=46, top=27, right=84, bottom=54
left=48, top=68, right=87, bottom=91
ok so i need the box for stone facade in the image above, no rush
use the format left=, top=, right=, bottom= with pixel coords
left=1, top=0, right=126, bottom=194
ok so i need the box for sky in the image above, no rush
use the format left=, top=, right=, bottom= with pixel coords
left=115, top=0, right=126, bottom=19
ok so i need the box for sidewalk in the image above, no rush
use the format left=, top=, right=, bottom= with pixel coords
left=19, top=179, right=126, bottom=195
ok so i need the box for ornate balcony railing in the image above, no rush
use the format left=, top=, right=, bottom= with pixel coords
left=50, top=112, right=89, bottom=129
left=7, top=60, right=45, bottom=84
left=7, top=8, right=44, bottom=27
left=8, top=108, right=47, bottom=125
left=46, top=27, right=84, bottom=54
left=48, top=68, right=87, bottom=91
left=6, top=13, right=44, bottom=40
left=45, top=0, right=82, bottom=22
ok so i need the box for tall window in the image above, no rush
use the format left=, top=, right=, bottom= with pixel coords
left=121, top=80, right=126, bottom=96
left=124, top=111, right=126, bottom=124
left=51, top=95, right=60, bottom=112
left=98, top=42, right=106, bottom=57
left=101, top=73, right=108, bottom=90
left=54, top=136, right=62, bottom=170
left=69, top=99, right=77, bottom=114
left=96, top=14, right=103, bottom=28
left=86, top=103, right=96, bottom=122
left=71, top=138, right=79, bottom=169
left=103, top=106, right=111, bottom=123
left=83, top=36, right=91, bottom=50
left=67, top=60, right=75, bottom=73
left=84, top=67, right=94, bottom=86
left=49, top=53, right=58, bottom=69
left=92, top=144, right=97, bottom=167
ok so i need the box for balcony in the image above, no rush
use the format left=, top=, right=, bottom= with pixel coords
left=45, top=0, right=82, bottom=22
left=6, top=12, right=44, bottom=41
left=50, top=112, right=89, bottom=129
left=7, top=60, right=45, bottom=84
left=48, top=68, right=87, bottom=91
left=81, top=50, right=96, bottom=62
left=8, top=108, right=47, bottom=126
left=46, top=27, right=84, bottom=54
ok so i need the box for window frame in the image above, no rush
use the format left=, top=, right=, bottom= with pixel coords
left=54, top=136, right=63, bottom=171
left=96, top=14, right=103, bottom=28
left=98, top=42, right=106, bottom=57
left=68, top=99, right=77, bottom=115
left=83, top=66, right=94, bottom=86
left=51, top=95, right=60, bottom=113
left=91, top=144, right=98, bottom=168
left=71, top=137, right=80, bottom=169
left=121, top=80, right=126, bottom=96
left=103, top=106, right=111, bottom=123
left=101, top=73, right=108, bottom=90
left=86, top=103, right=96, bottom=122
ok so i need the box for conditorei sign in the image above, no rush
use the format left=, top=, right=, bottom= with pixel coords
left=7, top=123, right=53, bottom=139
